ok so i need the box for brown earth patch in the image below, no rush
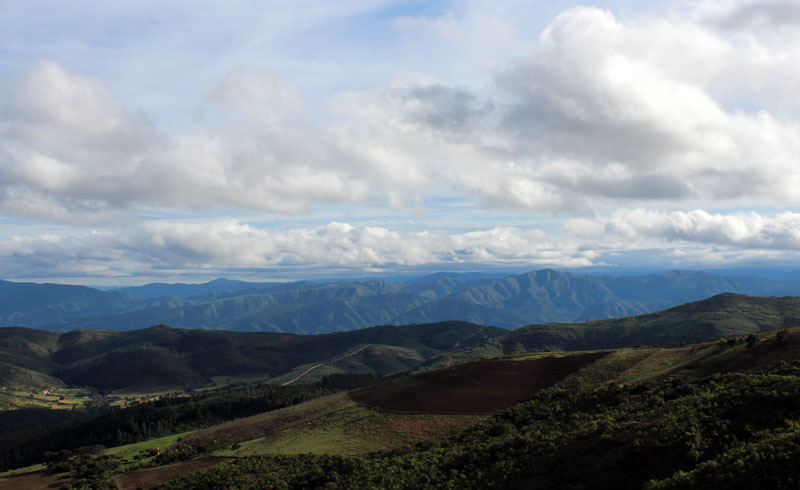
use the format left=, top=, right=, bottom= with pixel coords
left=0, top=469, right=69, bottom=490
left=350, top=352, right=606, bottom=414
left=376, top=414, right=477, bottom=439
left=113, top=457, right=233, bottom=490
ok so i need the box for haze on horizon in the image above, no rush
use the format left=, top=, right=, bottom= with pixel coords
left=1, top=0, right=800, bottom=286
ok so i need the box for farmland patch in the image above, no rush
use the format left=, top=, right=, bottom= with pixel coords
left=350, top=352, right=606, bottom=414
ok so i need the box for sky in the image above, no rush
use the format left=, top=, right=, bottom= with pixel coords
left=1, top=0, right=800, bottom=285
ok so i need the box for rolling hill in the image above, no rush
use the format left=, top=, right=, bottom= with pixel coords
left=4, top=292, right=800, bottom=394
left=0, top=321, right=505, bottom=393
left=423, top=293, right=800, bottom=369
left=4, top=298, right=800, bottom=488
left=124, top=326, right=800, bottom=490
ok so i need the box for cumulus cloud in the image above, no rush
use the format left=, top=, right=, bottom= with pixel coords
left=490, top=7, right=800, bottom=204
left=210, top=68, right=301, bottom=123
left=695, top=0, right=800, bottom=30
left=3, top=7, right=800, bottom=223
left=3, top=3, right=800, bottom=281
left=568, top=209, right=800, bottom=251
left=7, top=209, right=800, bottom=283
left=0, top=62, right=378, bottom=220
left=0, top=62, right=156, bottom=220
left=0, top=220, right=599, bottom=281
left=326, top=6, right=800, bottom=212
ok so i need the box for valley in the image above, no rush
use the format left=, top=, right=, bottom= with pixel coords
left=2, top=291, right=800, bottom=488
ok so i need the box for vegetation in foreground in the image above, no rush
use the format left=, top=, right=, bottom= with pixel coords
left=160, top=330, right=800, bottom=490
left=0, top=373, right=379, bottom=472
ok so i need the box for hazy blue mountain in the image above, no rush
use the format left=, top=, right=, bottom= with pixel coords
left=395, top=270, right=800, bottom=329
left=111, top=278, right=282, bottom=299
left=3, top=270, right=800, bottom=334
left=0, top=280, right=140, bottom=326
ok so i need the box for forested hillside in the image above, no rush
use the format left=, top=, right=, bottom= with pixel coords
left=0, top=322, right=503, bottom=393
left=158, top=330, right=800, bottom=490
left=423, top=293, right=800, bottom=369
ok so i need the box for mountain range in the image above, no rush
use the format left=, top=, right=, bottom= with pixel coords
left=3, top=269, right=800, bottom=334
left=4, top=293, right=800, bottom=487
left=4, top=293, right=800, bottom=395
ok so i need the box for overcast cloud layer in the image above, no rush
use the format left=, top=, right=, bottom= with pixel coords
left=1, top=0, right=799, bottom=284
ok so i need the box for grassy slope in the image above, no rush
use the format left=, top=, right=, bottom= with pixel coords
left=106, top=431, right=196, bottom=470
left=9, top=326, right=800, bottom=488
left=213, top=401, right=477, bottom=457
left=154, top=327, right=800, bottom=490
left=152, top=351, right=610, bottom=461
left=163, top=326, right=800, bottom=451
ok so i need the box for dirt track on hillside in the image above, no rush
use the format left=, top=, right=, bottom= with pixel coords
left=350, top=352, right=606, bottom=414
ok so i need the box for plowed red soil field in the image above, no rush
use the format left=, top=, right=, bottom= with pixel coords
left=350, top=352, right=605, bottom=414
left=0, top=469, right=69, bottom=490
left=114, top=457, right=233, bottom=490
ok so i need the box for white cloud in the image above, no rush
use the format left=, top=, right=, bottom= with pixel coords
left=695, top=0, right=800, bottom=30
left=0, top=220, right=599, bottom=282
left=4, top=7, right=800, bottom=223
left=8, top=209, right=800, bottom=284
left=0, top=62, right=379, bottom=220
left=2, top=3, right=800, bottom=281
left=316, top=6, right=800, bottom=213
left=210, top=68, right=301, bottom=123
left=568, top=209, right=800, bottom=251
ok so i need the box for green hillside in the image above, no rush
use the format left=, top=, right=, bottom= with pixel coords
left=4, top=293, right=800, bottom=395
left=427, top=293, right=800, bottom=369
left=0, top=321, right=505, bottom=393
left=153, top=328, right=800, bottom=490
left=5, top=322, right=800, bottom=488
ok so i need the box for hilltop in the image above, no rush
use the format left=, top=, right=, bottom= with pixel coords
left=424, top=293, right=800, bottom=369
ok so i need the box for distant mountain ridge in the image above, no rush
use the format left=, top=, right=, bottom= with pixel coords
left=112, top=278, right=283, bottom=298
left=4, top=292, right=800, bottom=394
left=3, top=270, right=800, bottom=333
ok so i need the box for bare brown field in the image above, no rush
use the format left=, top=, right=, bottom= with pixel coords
left=113, top=457, right=233, bottom=490
left=349, top=352, right=606, bottom=414
left=0, top=469, right=69, bottom=490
